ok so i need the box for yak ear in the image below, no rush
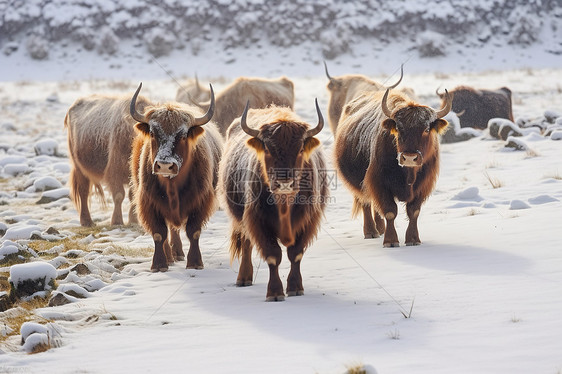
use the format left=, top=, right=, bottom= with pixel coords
left=188, top=126, right=205, bottom=142
left=433, top=119, right=449, bottom=134
left=135, top=122, right=150, bottom=135
left=246, top=137, right=265, bottom=154
left=303, top=137, right=320, bottom=160
left=382, top=118, right=397, bottom=135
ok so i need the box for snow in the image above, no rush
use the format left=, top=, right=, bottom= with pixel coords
left=9, top=262, right=57, bottom=290
left=2, top=225, right=42, bottom=241
left=0, top=2, right=562, bottom=372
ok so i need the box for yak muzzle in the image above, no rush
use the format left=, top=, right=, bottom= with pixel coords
left=398, top=151, right=423, bottom=167
left=152, top=160, right=179, bottom=178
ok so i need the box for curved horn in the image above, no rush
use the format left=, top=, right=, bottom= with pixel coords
left=386, top=63, right=404, bottom=89
left=306, top=98, right=324, bottom=138
left=381, top=89, right=393, bottom=118
left=434, top=89, right=453, bottom=119
left=435, top=85, right=443, bottom=97
left=192, top=84, right=215, bottom=126
left=323, top=61, right=333, bottom=81
left=130, top=82, right=147, bottom=123
left=240, top=101, right=260, bottom=138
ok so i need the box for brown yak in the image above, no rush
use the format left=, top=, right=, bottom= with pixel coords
left=129, top=83, right=223, bottom=272
left=219, top=102, right=329, bottom=301
left=182, top=76, right=295, bottom=137
left=335, top=79, right=453, bottom=247
left=324, top=62, right=413, bottom=134
left=175, top=75, right=211, bottom=106
left=64, top=92, right=152, bottom=226
left=437, top=85, right=514, bottom=129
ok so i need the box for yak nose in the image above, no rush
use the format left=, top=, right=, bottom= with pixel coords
left=153, top=161, right=179, bottom=177
left=398, top=151, right=423, bottom=167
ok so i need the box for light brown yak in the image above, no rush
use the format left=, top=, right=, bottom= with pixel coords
left=64, top=92, right=151, bottom=226
left=175, top=75, right=211, bottom=106
left=188, top=76, right=295, bottom=137
left=324, top=62, right=415, bottom=134
left=130, top=83, right=223, bottom=272
left=219, top=102, right=329, bottom=301
left=335, top=82, right=453, bottom=247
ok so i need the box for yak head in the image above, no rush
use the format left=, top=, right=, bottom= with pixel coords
left=381, top=88, right=452, bottom=175
left=240, top=102, right=323, bottom=246
left=130, top=82, right=215, bottom=179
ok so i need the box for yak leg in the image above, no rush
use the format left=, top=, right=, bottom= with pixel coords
left=234, top=232, right=253, bottom=287
left=185, top=213, right=204, bottom=269
left=362, top=203, right=380, bottom=239
left=379, top=192, right=399, bottom=248
left=108, top=182, right=125, bottom=226
left=405, top=198, right=423, bottom=246
left=71, top=168, right=94, bottom=227
left=374, top=211, right=386, bottom=236
left=286, top=234, right=306, bottom=296
left=145, top=215, right=169, bottom=272
left=127, top=188, right=138, bottom=225
left=169, top=227, right=184, bottom=261
left=259, top=235, right=284, bottom=301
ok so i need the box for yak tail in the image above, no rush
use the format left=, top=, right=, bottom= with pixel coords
left=93, top=183, right=107, bottom=208
left=351, top=197, right=362, bottom=219
left=229, top=229, right=243, bottom=264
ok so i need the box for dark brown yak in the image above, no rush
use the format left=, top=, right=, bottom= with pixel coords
left=437, top=86, right=513, bottom=129
left=219, top=102, right=329, bottom=301
left=335, top=82, right=453, bottom=247
left=64, top=92, right=151, bottom=226
left=324, top=62, right=413, bottom=134
left=184, top=76, right=295, bottom=137
left=130, top=83, right=223, bottom=272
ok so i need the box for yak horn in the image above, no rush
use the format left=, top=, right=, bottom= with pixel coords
left=306, top=98, right=324, bottom=137
left=381, top=89, right=393, bottom=118
left=130, top=82, right=147, bottom=123
left=240, top=101, right=260, bottom=138
left=192, top=84, right=215, bottom=126
left=324, top=61, right=333, bottom=81
left=434, top=89, right=453, bottom=119
left=386, top=63, right=404, bottom=89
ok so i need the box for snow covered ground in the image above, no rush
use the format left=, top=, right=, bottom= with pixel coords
left=1, top=42, right=562, bottom=374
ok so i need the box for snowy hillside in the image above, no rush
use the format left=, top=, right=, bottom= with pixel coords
left=1, top=0, right=562, bottom=81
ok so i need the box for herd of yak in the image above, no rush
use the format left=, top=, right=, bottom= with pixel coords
left=63, top=65, right=514, bottom=301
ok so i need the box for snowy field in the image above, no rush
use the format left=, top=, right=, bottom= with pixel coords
left=1, top=52, right=562, bottom=374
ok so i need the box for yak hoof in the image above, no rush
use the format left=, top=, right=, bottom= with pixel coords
left=287, top=290, right=304, bottom=297
left=406, top=241, right=421, bottom=246
left=236, top=280, right=252, bottom=287
left=383, top=242, right=400, bottom=248
left=266, top=295, right=285, bottom=302
left=186, top=264, right=204, bottom=270
left=364, top=233, right=380, bottom=239
left=151, top=266, right=168, bottom=273
left=175, top=256, right=185, bottom=261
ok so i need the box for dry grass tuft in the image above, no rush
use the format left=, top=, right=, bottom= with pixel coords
left=525, top=149, right=540, bottom=158
left=484, top=171, right=503, bottom=189
left=345, top=363, right=368, bottom=374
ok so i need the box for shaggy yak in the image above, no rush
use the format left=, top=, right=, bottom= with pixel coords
left=335, top=77, right=453, bottom=247
left=129, top=83, right=223, bottom=272
left=64, top=91, right=151, bottom=226
left=219, top=102, right=329, bottom=301
left=180, top=76, right=295, bottom=137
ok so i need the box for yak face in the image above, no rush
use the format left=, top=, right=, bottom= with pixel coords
left=247, top=122, right=320, bottom=195
left=135, top=107, right=205, bottom=178
left=241, top=102, right=323, bottom=247
left=382, top=106, right=449, bottom=169
left=380, top=88, right=451, bottom=171
left=130, top=82, right=214, bottom=179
